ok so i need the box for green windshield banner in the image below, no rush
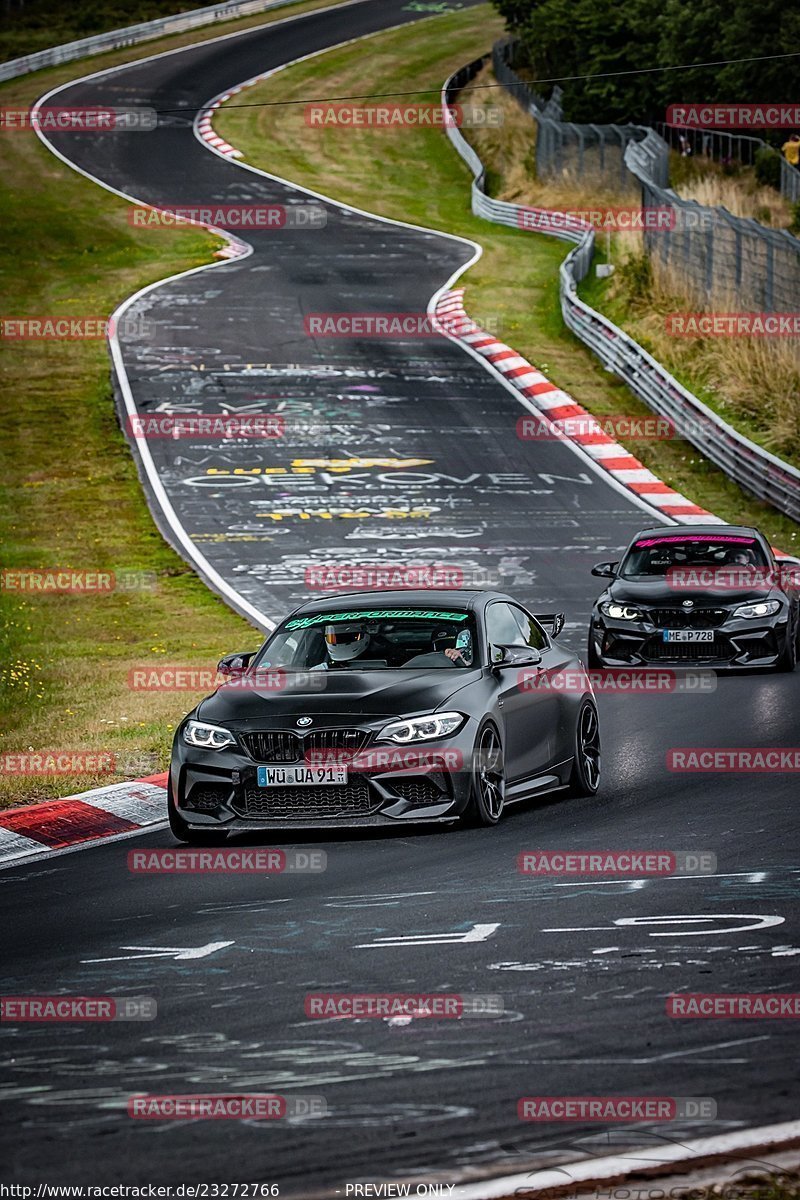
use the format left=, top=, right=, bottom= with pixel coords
left=285, top=609, right=469, bottom=631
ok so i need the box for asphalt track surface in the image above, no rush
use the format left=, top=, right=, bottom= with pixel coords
left=3, top=0, right=800, bottom=1191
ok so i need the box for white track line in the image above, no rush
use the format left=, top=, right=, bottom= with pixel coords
left=31, top=0, right=378, bottom=634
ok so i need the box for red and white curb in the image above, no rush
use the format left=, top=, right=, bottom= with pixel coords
left=0, top=773, right=168, bottom=868
left=197, top=91, right=243, bottom=157
left=197, top=80, right=258, bottom=157
left=435, top=288, right=723, bottom=526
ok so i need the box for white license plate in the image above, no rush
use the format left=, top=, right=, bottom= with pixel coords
left=257, top=765, right=348, bottom=786
left=662, top=629, right=714, bottom=643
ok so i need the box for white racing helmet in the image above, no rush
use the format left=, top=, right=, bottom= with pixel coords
left=325, top=623, right=371, bottom=663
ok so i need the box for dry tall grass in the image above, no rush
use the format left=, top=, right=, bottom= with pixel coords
left=462, top=68, right=800, bottom=465
left=671, top=156, right=794, bottom=227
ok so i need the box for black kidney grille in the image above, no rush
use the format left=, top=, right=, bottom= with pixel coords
left=240, top=728, right=369, bottom=763
left=241, top=731, right=300, bottom=762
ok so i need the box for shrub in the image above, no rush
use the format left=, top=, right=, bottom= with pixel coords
left=754, top=146, right=782, bottom=191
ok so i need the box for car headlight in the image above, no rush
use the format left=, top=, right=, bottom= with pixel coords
left=732, top=599, right=781, bottom=620
left=183, top=719, right=236, bottom=751
left=600, top=602, right=643, bottom=621
left=377, top=711, right=465, bottom=744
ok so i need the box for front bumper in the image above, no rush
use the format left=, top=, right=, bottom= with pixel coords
left=589, top=612, right=790, bottom=669
left=170, top=720, right=477, bottom=830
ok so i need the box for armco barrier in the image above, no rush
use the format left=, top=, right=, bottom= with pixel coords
left=0, top=0, right=301, bottom=83
left=442, top=58, right=800, bottom=523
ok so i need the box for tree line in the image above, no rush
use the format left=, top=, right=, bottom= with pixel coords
left=492, top=0, right=800, bottom=127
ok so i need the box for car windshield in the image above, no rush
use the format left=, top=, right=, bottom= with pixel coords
left=620, top=534, right=769, bottom=579
left=254, top=607, right=478, bottom=671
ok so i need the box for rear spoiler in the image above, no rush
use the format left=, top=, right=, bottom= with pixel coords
left=535, top=611, right=565, bottom=638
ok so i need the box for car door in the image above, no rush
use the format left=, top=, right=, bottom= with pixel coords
left=512, top=605, right=578, bottom=767
left=485, top=601, right=554, bottom=781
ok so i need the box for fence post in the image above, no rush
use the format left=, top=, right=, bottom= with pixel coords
left=765, top=238, right=774, bottom=312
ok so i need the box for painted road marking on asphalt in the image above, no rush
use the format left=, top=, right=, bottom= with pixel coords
left=356, top=922, right=500, bottom=948
left=325, top=891, right=437, bottom=908
left=554, top=870, right=773, bottom=886
left=82, top=941, right=234, bottom=963
left=543, top=914, right=785, bottom=935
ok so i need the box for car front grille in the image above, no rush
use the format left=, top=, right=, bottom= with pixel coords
left=642, top=637, right=730, bottom=661
left=645, top=607, right=728, bottom=629
left=185, top=784, right=230, bottom=811
left=236, top=781, right=375, bottom=820
left=390, top=778, right=445, bottom=805
left=240, top=728, right=369, bottom=764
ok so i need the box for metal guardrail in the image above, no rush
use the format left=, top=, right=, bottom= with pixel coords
left=442, top=58, right=800, bottom=523
left=493, top=40, right=800, bottom=312
left=0, top=0, right=299, bottom=83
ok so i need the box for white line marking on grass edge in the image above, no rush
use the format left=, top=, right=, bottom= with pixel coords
left=30, top=0, right=386, bottom=635
left=451, top=1119, right=800, bottom=1200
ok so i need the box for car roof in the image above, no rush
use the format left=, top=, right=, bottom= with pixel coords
left=628, top=525, right=762, bottom=541
left=287, top=588, right=516, bottom=617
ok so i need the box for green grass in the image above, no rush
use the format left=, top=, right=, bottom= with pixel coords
left=215, top=6, right=799, bottom=554
left=0, top=0, right=352, bottom=808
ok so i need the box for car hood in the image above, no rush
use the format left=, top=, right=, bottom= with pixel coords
left=196, top=668, right=480, bottom=724
left=603, top=578, right=777, bottom=607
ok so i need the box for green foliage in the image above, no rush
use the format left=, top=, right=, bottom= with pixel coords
left=754, top=146, right=782, bottom=191
left=617, top=252, right=653, bottom=303
left=492, top=0, right=800, bottom=125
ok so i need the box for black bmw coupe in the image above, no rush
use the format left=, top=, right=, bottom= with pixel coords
left=168, top=589, right=600, bottom=841
left=588, top=525, right=800, bottom=671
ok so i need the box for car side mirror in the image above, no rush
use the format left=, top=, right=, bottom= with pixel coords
left=776, top=558, right=800, bottom=591
left=491, top=643, right=542, bottom=669
left=217, top=651, right=255, bottom=677
left=591, top=560, right=619, bottom=578
left=535, top=611, right=565, bottom=638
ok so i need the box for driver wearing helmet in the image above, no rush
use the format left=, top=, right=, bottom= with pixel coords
left=318, top=623, right=372, bottom=669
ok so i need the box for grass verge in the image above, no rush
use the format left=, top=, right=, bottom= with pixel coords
left=0, top=0, right=352, bottom=808
left=215, top=8, right=799, bottom=554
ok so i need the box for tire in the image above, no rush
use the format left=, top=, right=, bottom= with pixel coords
left=463, top=723, right=505, bottom=827
left=567, top=700, right=601, bottom=797
left=776, top=621, right=798, bottom=672
left=586, top=632, right=603, bottom=669
left=168, top=787, right=227, bottom=845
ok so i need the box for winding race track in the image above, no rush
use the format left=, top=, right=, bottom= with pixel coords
left=3, top=0, right=800, bottom=1191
